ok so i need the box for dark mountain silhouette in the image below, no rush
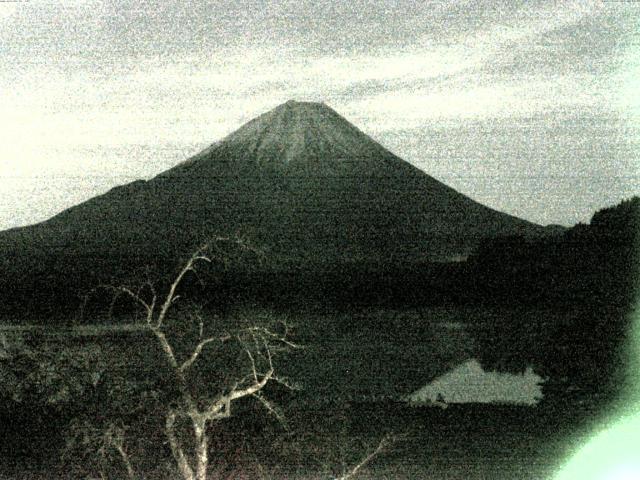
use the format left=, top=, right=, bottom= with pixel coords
left=0, top=100, right=552, bottom=319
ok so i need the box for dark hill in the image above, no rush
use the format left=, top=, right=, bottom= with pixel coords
left=0, top=100, right=550, bottom=319
left=465, top=197, right=639, bottom=397
left=467, top=196, right=639, bottom=305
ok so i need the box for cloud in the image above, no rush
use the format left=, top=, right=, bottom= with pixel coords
left=0, top=3, right=18, bottom=20
left=613, top=38, right=640, bottom=121
left=0, top=1, right=626, bottom=153
left=339, top=73, right=610, bottom=132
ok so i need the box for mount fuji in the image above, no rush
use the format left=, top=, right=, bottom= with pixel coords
left=0, top=100, right=551, bottom=317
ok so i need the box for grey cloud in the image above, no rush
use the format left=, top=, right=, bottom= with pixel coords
left=481, top=8, right=638, bottom=77
left=0, top=0, right=520, bottom=68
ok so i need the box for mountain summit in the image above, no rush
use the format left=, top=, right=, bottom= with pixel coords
left=219, top=100, right=388, bottom=168
left=167, top=100, right=405, bottom=177
left=0, top=101, right=549, bottom=316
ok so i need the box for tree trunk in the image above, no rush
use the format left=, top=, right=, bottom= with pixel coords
left=114, top=444, right=136, bottom=480
left=166, top=410, right=195, bottom=480
left=194, top=418, right=209, bottom=480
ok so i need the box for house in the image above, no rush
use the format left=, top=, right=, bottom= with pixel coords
left=406, top=358, right=545, bottom=406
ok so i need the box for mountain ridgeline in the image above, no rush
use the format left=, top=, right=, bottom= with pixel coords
left=1, top=101, right=557, bottom=320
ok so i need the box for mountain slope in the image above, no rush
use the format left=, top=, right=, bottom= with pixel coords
left=0, top=100, right=549, bottom=317
left=155, top=100, right=545, bottom=262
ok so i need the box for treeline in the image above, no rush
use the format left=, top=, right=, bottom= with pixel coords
left=466, top=196, right=639, bottom=307
left=467, top=196, right=639, bottom=396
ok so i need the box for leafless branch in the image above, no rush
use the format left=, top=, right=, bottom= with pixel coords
left=270, top=374, right=302, bottom=391
left=241, top=337, right=259, bottom=383
left=150, top=328, right=180, bottom=371
left=335, top=434, right=397, bottom=480
left=232, top=233, right=266, bottom=263
left=156, top=244, right=214, bottom=329
left=99, top=285, right=154, bottom=323
left=87, top=236, right=300, bottom=480
left=179, top=335, right=231, bottom=373
left=251, top=391, right=288, bottom=428
left=246, top=325, right=303, bottom=350
left=228, top=368, right=274, bottom=402
left=263, top=336, right=274, bottom=370
left=103, top=424, right=136, bottom=480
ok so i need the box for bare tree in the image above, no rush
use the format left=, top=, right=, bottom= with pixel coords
left=96, top=238, right=299, bottom=480
left=63, top=419, right=136, bottom=480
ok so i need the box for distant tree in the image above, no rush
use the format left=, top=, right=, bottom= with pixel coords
left=590, top=196, right=639, bottom=236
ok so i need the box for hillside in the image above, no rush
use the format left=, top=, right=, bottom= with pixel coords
left=0, top=100, right=550, bottom=319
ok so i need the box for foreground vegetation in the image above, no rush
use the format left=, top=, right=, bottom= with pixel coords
left=0, top=301, right=625, bottom=479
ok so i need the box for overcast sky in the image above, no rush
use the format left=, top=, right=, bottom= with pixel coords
left=1, top=0, right=638, bottom=229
